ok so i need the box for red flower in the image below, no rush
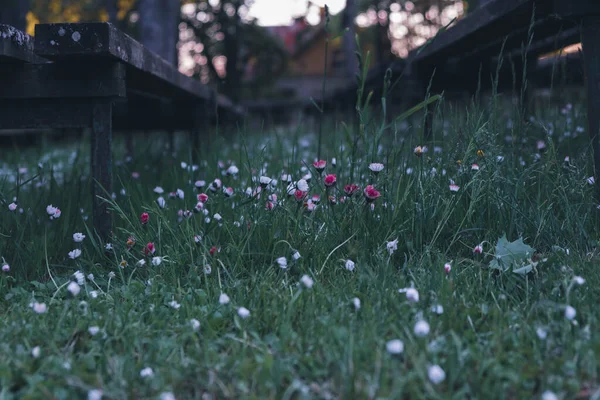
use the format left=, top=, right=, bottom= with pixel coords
left=140, top=212, right=149, bottom=225
left=265, top=201, right=275, bottom=210
left=197, top=193, right=208, bottom=203
left=344, top=184, right=360, bottom=196
left=145, top=242, right=155, bottom=255
left=363, top=185, right=381, bottom=202
left=294, top=190, right=307, bottom=202
left=209, top=246, right=220, bottom=256
left=324, top=174, right=336, bottom=187
left=313, top=160, right=327, bottom=173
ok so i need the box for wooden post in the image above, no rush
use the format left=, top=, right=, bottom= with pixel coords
left=91, top=100, right=113, bottom=240
left=582, top=16, right=600, bottom=201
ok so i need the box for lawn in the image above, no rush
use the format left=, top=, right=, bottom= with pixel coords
left=0, top=92, right=598, bottom=399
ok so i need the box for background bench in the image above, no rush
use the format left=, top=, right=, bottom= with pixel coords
left=0, top=22, right=244, bottom=240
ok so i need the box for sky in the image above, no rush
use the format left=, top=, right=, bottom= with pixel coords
left=248, top=0, right=346, bottom=26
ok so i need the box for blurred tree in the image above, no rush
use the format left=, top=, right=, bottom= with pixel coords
left=356, top=0, right=463, bottom=58
left=342, top=0, right=359, bottom=78
left=0, top=0, right=29, bottom=31
left=25, top=0, right=136, bottom=35
left=180, top=1, right=288, bottom=101
left=138, top=0, right=180, bottom=65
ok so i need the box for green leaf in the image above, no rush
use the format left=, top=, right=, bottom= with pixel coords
left=489, top=234, right=535, bottom=274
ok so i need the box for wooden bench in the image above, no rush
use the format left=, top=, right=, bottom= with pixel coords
left=406, top=0, right=600, bottom=195
left=0, top=22, right=244, bottom=240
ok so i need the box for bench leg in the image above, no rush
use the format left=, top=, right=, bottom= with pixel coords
left=582, top=16, right=600, bottom=201
left=91, top=100, right=113, bottom=240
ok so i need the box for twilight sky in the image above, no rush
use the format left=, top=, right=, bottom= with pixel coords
left=248, top=0, right=346, bottom=26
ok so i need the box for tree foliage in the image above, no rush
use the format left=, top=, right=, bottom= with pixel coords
left=180, top=1, right=288, bottom=101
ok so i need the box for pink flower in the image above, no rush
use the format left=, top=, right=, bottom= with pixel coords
left=344, top=184, right=360, bottom=196
left=444, top=263, right=451, bottom=274
left=197, top=193, right=209, bottom=203
left=324, top=174, right=337, bottom=187
left=131, top=171, right=140, bottom=179
left=223, top=187, right=234, bottom=197
left=266, top=201, right=275, bottom=210
left=449, top=184, right=460, bottom=192
left=473, top=244, right=483, bottom=254
left=294, top=190, right=307, bottom=202
left=313, top=160, right=327, bottom=173
left=145, top=242, right=155, bottom=255
left=8, top=203, right=17, bottom=211
left=471, top=164, right=479, bottom=171
left=363, top=185, right=381, bottom=202
left=140, top=212, right=149, bottom=225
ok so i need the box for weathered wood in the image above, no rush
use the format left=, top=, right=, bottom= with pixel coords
left=34, top=23, right=213, bottom=101
left=0, top=24, right=47, bottom=64
left=91, top=100, right=113, bottom=240
left=0, top=62, right=126, bottom=99
left=582, top=16, right=600, bottom=201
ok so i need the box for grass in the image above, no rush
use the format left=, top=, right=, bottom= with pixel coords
left=0, top=89, right=599, bottom=399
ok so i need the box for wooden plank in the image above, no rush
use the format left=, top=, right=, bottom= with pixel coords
left=0, top=99, right=93, bottom=129
left=34, top=23, right=214, bottom=101
left=0, top=62, right=126, bottom=99
left=582, top=16, right=600, bottom=201
left=413, top=0, right=533, bottom=62
left=91, top=100, right=113, bottom=240
left=0, top=24, right=47, bottom=64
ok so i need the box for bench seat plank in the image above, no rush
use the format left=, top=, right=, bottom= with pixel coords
left=34, top=23, right=213, bottom=101
left=0, top=24, right=47, bottom=64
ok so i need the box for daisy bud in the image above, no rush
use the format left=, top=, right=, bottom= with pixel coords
left=324, top=174, right=336, bottom=187
left=352, top=297, right=361, bottom=310
left=444, top=263, right=452, bottom=274
left=368, top=163, right=384, bottom=173
left=386, top=239, right=398, bottom=255
left=140, top=367, right=154, bottom=378
left=153, top=186, right=164, bottom=194
left=190, top=319, right=200, bottom=331
left=67, top=281, right=81, bottom=296
left=344, top=259, right=355, bottom=271
left=276, top=257, right=288, bottom=269
left=386, top=339, right=404, bottom=355
left=259, top=176, right=272, bottom=188
left=31, top=346, right=41, bottom=358
left=237, top=307, right=250, bottom=319
left=145, top=242, right=155, bottom=255
left=428, top=365, right=446, bottom=384
left=565, top=305, right=576, bottom=320
left=405, top=288, right=419, bottom=303
left=449, top=184, right=460, bottom=192
left=300, top=274, right=314, bottom=289
left=297, top=179, right=309, bottom=192
left=363, top=185, right=381, bottom=203
left=140, top=212, right=149, bottom=225
left=2, top=262, right=9, bottom=273
left=8, top=202, right=17, bottom=211
left=313, top=160, right=326, bottom=174
left=32, top=302, right=47, bottom=314
left=414, top=320, right=430, bottom=337
left=473, top=244, right=483, bottom=254
left=197, top=193, right=209, bottom=203
left=344, top=184, right=360, bottom=196
left=219, top=293, right=230, bottom=305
